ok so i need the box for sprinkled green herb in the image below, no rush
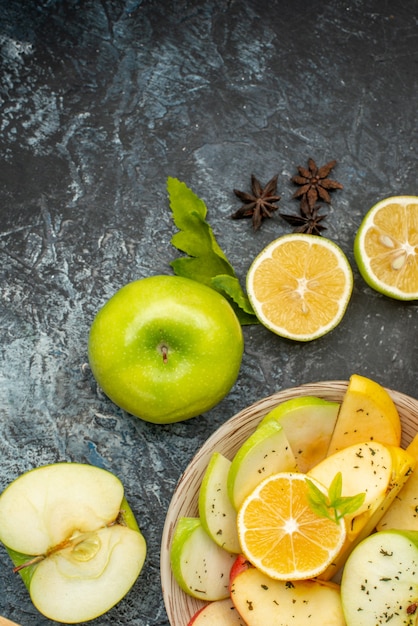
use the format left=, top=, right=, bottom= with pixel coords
left=306, top=472, right=366, bottom=523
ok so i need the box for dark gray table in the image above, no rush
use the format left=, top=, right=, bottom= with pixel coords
left=1, top=1, right=418, bottom=624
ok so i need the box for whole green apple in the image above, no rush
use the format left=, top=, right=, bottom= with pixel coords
left=88, top=275, right=244, bottom=424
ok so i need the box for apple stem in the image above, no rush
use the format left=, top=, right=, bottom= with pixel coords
left=13, top=555, right=45, bottom=573
left=161, top=344, right=168, bottom=364
left=12, top=517, right=127, bottom=574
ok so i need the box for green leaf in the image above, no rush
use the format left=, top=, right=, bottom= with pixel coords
left=306, top=473, right=366, bottom=524
left=306, top=478, right=334, bottom=522
left=5, top=546, right=39, bottom=590
left=167, top=177, right=259, bottom=326
left=211, top=275, right=256, bottom=320
left=332, top=492, right=366, bottom=519
left=328, top=471, right=343, bottom=503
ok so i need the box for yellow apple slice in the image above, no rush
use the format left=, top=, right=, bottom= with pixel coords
left=327, top=374, right=401, bottom=455
left=198, top=452, right=240, bottom=553
left=377, top=434, right=418, bottom=531
left=259, top=396, right=340, bottom=472
left=230, top=560, right=345, bottom=625
left=0, top=463, right=146, bottom=623
left=227, top=420, right=297, bottom=510
left=307, top=441, right=414, bottom=580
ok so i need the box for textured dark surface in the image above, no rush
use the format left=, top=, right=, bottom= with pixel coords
left=1, top=0, right=418, bottom=624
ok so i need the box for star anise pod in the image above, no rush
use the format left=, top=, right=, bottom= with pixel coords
left=232, top=174, right=280, bottom=231
left=291, top=158, right=343, bottom=208
left=279, top=196, right=328, bottom=236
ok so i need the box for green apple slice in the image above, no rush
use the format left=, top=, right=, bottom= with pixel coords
left=341, top=529, right=418, bottom=625
left=0, top=463, right=146, bottom=623
left=259, top=396, right=340, bottom=472
left=227, top=420, right=297, bottom=510
left=170, top=517, right=236, bottom=601
left=198, top=452, right=241, bottom=553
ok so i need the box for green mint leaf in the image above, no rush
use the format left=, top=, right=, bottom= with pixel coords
left=306, top=477, right=328, bottom=505
left=328, top=472, right=343, bottom=503
left=306, top=474, right=365, bottom=524
left=305, top=478, right=334, bottom=522
left=326, top=472, right=365, bottom=521
left=332, top=492, right=366, bottom=520
left=167, top=177, right=259, bottom=326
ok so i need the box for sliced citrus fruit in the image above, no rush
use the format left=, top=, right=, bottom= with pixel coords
left=246, top=233, right=353, bottom=341
left=354, top=195, right=418, bottom=300
left=237, top=472, right=346, bottom=580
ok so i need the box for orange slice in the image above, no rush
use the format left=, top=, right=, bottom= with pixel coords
left=354, top=196, right=418, bottom=300
left=237, top=472, right=346, bottom=581
left=246, top=234, right=353, bottom=341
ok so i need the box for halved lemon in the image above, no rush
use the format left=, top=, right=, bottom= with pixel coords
left=354, top=196, right=418, bottom=300
left=246, top=234, right=353, bottom=341
left=237, top=472, right=346, bottom=580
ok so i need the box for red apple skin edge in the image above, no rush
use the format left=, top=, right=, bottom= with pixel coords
left=229, top=554, right=252, bottom=591
left=187, top=604, right=207, bottom=626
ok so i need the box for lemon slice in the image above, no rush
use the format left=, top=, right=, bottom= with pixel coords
left=246, top=234, right=353, bottom=341
left=237, top=472, right=346, bottom=581
left=354, top=196, right=418, bottom=300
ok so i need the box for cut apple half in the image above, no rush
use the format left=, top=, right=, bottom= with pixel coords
left=0, top=463, right=146, bottom=624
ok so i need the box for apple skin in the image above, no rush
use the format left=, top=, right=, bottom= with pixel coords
left=229, top=554, right=252, bottom=587
left=88, top=275, right=244, bottom=424
left=187, top=597, right=246, bottom=625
